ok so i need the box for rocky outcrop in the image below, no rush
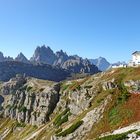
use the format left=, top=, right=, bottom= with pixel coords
left=124, top=80, right=140, bottom=90
left=2, top=78, right=60, bottom=125
left=53, top=95, right=112, bottom=140
left=1, top=75, right=27, bottom=95
left=102, top=80, right=117, bottom=90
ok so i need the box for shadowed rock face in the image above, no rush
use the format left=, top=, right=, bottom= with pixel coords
left=0, top=95, right=4, bottom=106
left=0, top=61, right=70, bottom=82
left=0, top=52, right=4, bottom=62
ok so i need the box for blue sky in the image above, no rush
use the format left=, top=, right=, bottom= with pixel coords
left=0, top=0, right=140, bottom=63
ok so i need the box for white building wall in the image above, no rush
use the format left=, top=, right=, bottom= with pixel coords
left=132, top=54, right=140, bottom=65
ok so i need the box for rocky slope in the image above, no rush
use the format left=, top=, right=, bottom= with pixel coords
left=1, top=75, right=60, bottom=126
left=1, top=67, right=140, bottom=140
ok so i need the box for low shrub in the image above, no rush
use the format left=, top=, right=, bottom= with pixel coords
left=55, top=128, right=63, bottom=134
left=26, top=86, right=32, bottom=92
left=18, top=106, right=27, bottom=113
left=16, top=122, right=26, bottom=127
left=136, top=131, right=140, bottom=136
left=53, top=108, right=70, bottom=127
left=56, top=120, right=83, bottom=137
left=39, top=88, right=45, bottom=92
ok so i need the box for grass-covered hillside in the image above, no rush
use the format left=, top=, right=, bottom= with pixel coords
left=0, top=67, right=140, bottom=140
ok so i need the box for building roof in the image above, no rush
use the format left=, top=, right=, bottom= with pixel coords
left=132, top=51, right=140, bottom=55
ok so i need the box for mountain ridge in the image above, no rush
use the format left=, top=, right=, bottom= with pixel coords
left=0, top=45, right=100, bottom=76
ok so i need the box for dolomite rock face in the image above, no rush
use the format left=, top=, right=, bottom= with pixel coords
left=52, top=95, right=112, bottom=140
left=3, top=86, right=60, bottom=125
left=1, top=76, right=60, bottom=125
left=1, top=75, right=27, bottom=95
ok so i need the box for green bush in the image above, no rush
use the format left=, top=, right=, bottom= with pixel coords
left=26, top=86, right=32, bottom=92
left=117, top=82, right=130, bottom=104
left=55, top=128, right=63, bottom=134
left=16, top=122, right=26, bottom=127
left=6, top=105, right=17, bottom=110
left=6, top=104, right=12, bottom=109
left=18, top=106, right=27, bottom=113
left=76, top=85, right=81, bottom=91
left=56, top=120, right=83, bottom=137
left=136, top=131, right=140, bottom=136
left=84, top=85, right=92, bottom=89
left=39, top=88, right=45, bottom=92
left=56, top=114, right=69, bottom=127
left=97, top=98, right=104, bottom=104
left=61, top=84, right=69, bottom=91
left=53, top=108, right=70, bottom=126
left=20, top=85, right=27, bottom=91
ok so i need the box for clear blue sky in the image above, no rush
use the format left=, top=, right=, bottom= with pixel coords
left=0, top=0, right=140, bottom=63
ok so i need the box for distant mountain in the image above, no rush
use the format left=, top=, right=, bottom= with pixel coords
left=0, top=45, right=100, bottom=81
left=53, top=50, right=69, bottom=66
left=15, top=52, right=30, bottom=64
left=0, top=61, right=70, bottom=82
left=111, top=61, right=127, bottom=67
left=0, top=51, right=14, bottom=62
left=62, top=58, right=99, bottom=74
left=0, top=52, right=4, bottom=62
left=30, top=45, right=57, bottom=65
left=89, top=57, right=111, bottom=71
left=30, top=45, right=99, bottom=74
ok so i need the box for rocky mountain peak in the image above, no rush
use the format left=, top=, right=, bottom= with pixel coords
left=56, top=50, right=68, bottom=57
left=89, top=57, right=111, bottom=71
left=0, top=52, right=14, bottom=62
left=30, top=45, right=56, bottom=65
left=15, top=52, right=29, bottom=63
